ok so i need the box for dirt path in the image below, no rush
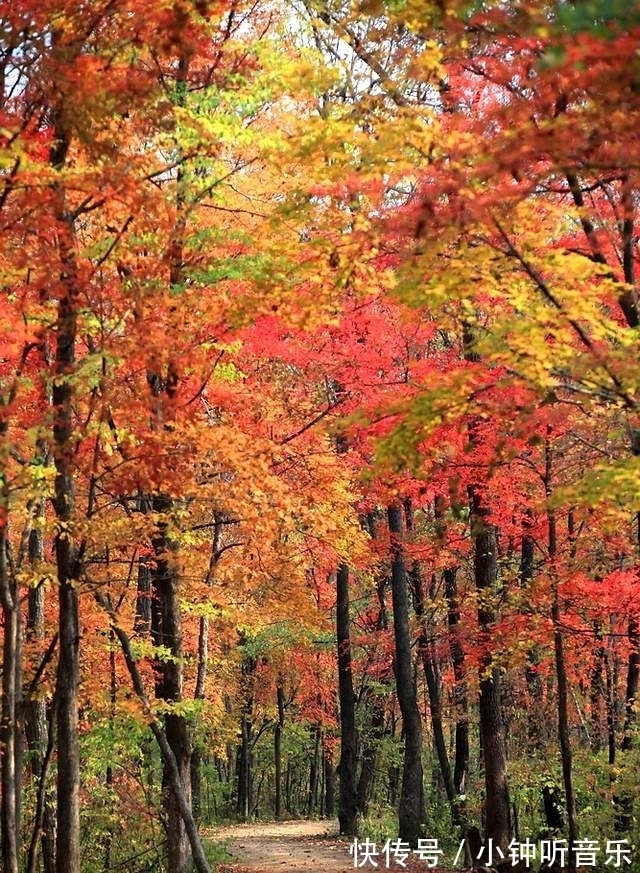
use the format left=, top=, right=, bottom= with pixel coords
left=212, top=819, right=356, bottom=872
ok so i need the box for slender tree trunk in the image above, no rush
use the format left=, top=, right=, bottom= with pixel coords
left=0, top=511, right=22, bottom=873
left=612, top=479, right=640, bottom=831
left=470, top=489, right=510, bottom=850
left=444, top=567, right=469, bottom=800
left=275, top=682, right=285, bottom=819
left=150, top=495, right=191, bottom=873
left=521, top=521, right=561, bottom=831
left=521, top=527, right=546, bottom=748
left=24, top=519, right=56, bottom=873
left=613, top=618, right=640, bottom=832
left=622, top=617, right=640, bottom=749
left=336, top=562, right=358, bottom=835
left=55, top=552, right=80, bottom=873
left=236, top=653, right=256, bottom=821
left=421, top=639, right=455, bottom=799
left=308, top=723, right=321, bottom=815
left=190, top=747, right=203, bottom=825
left=589, top=626, right=606, bottom=753
left=605, top=648, right=617, bottom=768
left=134, top=551, right=152, bottom=634
left=103, top=639, right=117, bottom=871
left=192, top=515, right=222, bottom=823
left=434, top=496, right=468, bottom=803
left=285, top=760, right=292, bottom=813
left=388, top=503, right=424, bottom=847
left=51, top=139, right=81, bottom=873
left=410, top=564, right=456, bottom=810
left=545, top=439, right=577, bottom=872
left=387, top=710, right=400, bottom=808
left=324, top=746, right=336, bottom=818
left=405, top=499, right=456, bottom=811
left=356, top=535, right=389, bottom=819
left=237, top=714, right=251, bottom=820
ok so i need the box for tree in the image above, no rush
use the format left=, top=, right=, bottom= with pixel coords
left=336, top=562, right=358, bottom=835
left=388, top=503, right=424, bottom=847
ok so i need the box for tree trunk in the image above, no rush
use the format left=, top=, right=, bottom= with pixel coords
left=192, top=515, right=223, bottom=824
left=324, top=746, right=336, bottom=818
left=236, top=652, right=256, bottom=821
left=308, top=723, right=321, bottom=815
left=55, top=551, right=80, bottom=873
left=51, top=155, right=81, bottom=873
left=613, top=489, right=640, bottom=833
left=615, top=614, right=640, bottom=831
left=388, top=503, right=424, bottom=847
left=275, top=682, right=285, bottom=819
left=444, top=567, right=469, bottom=800
left=134, top=552, right=152, bottom=635
left=589, top=626, right=606, bottom=753
left=336, top=562, right=358, bottom=835
left=545, top=439, right=577, bottom=872
left=0, top=514, right=22, bottom=873
left=470, top=489, right=510, bottom=850
left=237, top=713, right=251, bottom=820
left=150, top=495, right=191, bottom=873
left=434, top=495, right=468, bottom=803
left=405, top=499, right=456, bottom=813
left=521, top=528, right=546, bottom=749
left=357, top=533, right=390, bottom=819
left=24, top=520, right=56, bottom=873
left=103, top=639, right=117, bottom=870
left=190, top=747, right=203, bottom=824
left=410, top=565, right=457, bottom=815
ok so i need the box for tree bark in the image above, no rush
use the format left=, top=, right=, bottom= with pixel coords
left=444, top=567, right=469, bottom=800
left=0, top=511, right=22, bottom=873
left=521, top=527, right=546, bottom=749
left=51, top=134, right=81, bottom=873
left=324, top=746, right=336, bottom=818
left=388, top=503, right=424, bottom=847
left=275, top=681, right=286, bottom=819
left=405, top=499, right=455, bottom=812
left=470, top=489, right=510, bottom=850
left=151, top=495, right=191, bottom=872
left=192, top=514, right=223, bottom=823
left=24, top=519, right=56, bottom=873
left=236, top=652, right=257, bottom=820
left=613, top=496, right=640, bottom=831
left=336, top=562, right=358, bottom=835
left=433, top=497, right=469, bottom=803
left=545, top=439, right=577, bottom=872
left=356, top=529, right=390, bottom=819
left=308, top=723, right=322, bottom=815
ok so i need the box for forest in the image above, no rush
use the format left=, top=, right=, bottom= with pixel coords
left=1, top=1, right=640, bottom=872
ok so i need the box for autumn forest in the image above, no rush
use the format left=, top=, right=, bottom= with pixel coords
left=1, top=1, right=640, bottom=872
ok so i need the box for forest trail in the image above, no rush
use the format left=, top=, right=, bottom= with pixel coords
left=213, top=819, right=355, bottom=872
left=212, top=819, right=437, bottom=873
